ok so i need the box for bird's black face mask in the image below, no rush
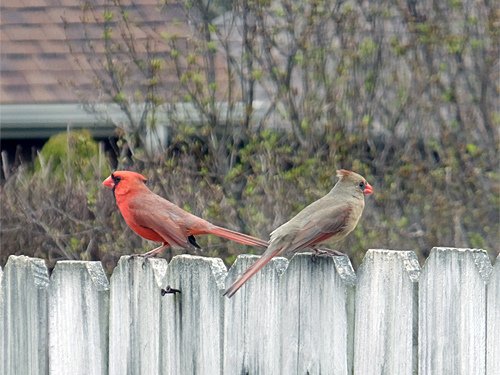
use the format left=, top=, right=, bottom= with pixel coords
left=111, top=173, right=122, bottom=199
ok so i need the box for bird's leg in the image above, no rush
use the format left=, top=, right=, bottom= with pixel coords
left=142, top=244, right=168, bottom=258
left=311, top=247, right=346, bottom=257
left=310, top=247, right=322, bottom=263
left=161, top=285, right=181, bottom=296
left=134, top=243, right=169, bottom=258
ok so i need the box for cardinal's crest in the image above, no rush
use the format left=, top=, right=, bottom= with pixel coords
left=336, top=169, right=352, bottom=178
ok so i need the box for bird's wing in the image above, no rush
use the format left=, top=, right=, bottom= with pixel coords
left=279, top=202, right=352, bottom=253
left=128, top=193, right=190, bottom=248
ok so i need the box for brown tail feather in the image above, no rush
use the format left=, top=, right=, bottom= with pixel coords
left=223, top=250, right=279, bottom=298
left=209, top=226, right=268, bottom=248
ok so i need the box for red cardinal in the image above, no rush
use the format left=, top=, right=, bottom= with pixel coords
left=224, top=169, right=373, bottom=297
left=102, top=171, right=268, bottom=257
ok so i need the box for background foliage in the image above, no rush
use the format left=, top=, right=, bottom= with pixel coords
left=1, top=0, right=498, bottom=271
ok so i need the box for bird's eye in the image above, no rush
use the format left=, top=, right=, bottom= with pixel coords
left=112, top=174, right=121, bottom=183
left=359, top=181, right=365, bottom=190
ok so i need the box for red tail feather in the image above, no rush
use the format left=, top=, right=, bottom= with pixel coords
left=209, top=226, right=268, bottom=248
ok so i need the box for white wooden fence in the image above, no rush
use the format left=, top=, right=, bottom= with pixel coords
left=0, top=248, right=498, bottom=375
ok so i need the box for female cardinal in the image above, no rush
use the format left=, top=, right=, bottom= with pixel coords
left=102, top=171, right=268, bottom=257
left=224, top=169, right=373, bottom=297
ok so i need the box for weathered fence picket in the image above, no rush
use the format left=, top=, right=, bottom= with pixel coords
left=48, top=261, right=109, bottom=375
left=418, top=247, right=492, bottom=375
left=353, top=250, right=420, bottom=375
left=223, top=254, right=287, bottom=374
left=0, top=248, right=497, bottom=375
left=0, top=256, right=49, bottom=375
left=280, top=253, right=355, bottom=375
left=487, top=255, right=500, bottom=375
left=0, top=265, right=2, bottom=362
left=108, top=256, right=167, bottom=375
left=0, top=265, right=2, bottom=369
left=161, top=255, right=227, bottom=375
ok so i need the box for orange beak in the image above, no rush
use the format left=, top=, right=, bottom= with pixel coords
left=102, top=176, right=114, bottom=189
left=364, top=182, right=373, bottom=195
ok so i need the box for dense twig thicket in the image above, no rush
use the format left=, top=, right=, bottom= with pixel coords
left=1, top=0, right=498, bottom=269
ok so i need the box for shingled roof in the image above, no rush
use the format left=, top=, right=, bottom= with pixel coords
left=0, top=0, right=191, bottom=104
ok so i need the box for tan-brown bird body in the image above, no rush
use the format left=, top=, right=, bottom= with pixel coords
left=224, top=169, right=373, bottom=297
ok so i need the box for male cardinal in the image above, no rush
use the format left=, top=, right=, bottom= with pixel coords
left=102, top=171, right=268, bottom=257
left=224, top=169, right=373, bottom=297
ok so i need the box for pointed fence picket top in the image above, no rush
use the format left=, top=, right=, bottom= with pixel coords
left=0, top=256, right=49, bottom=375
left=280, top=253, right=356, bottom=375
left=48, top=261, right=109, bottom=375
left=487, top=255, right=500, bottom=375
left=108, top=256, right=168, bottom=375
left=418, top=248, right=492, bottom=375
left=160, top=254, right=227, bottom=375
left=353, top=249, right=420, bottom=375
left=223, top=254, right=288, bottom=375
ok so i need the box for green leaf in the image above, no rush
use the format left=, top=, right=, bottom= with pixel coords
left=103, top=10, right=113, bottom=22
